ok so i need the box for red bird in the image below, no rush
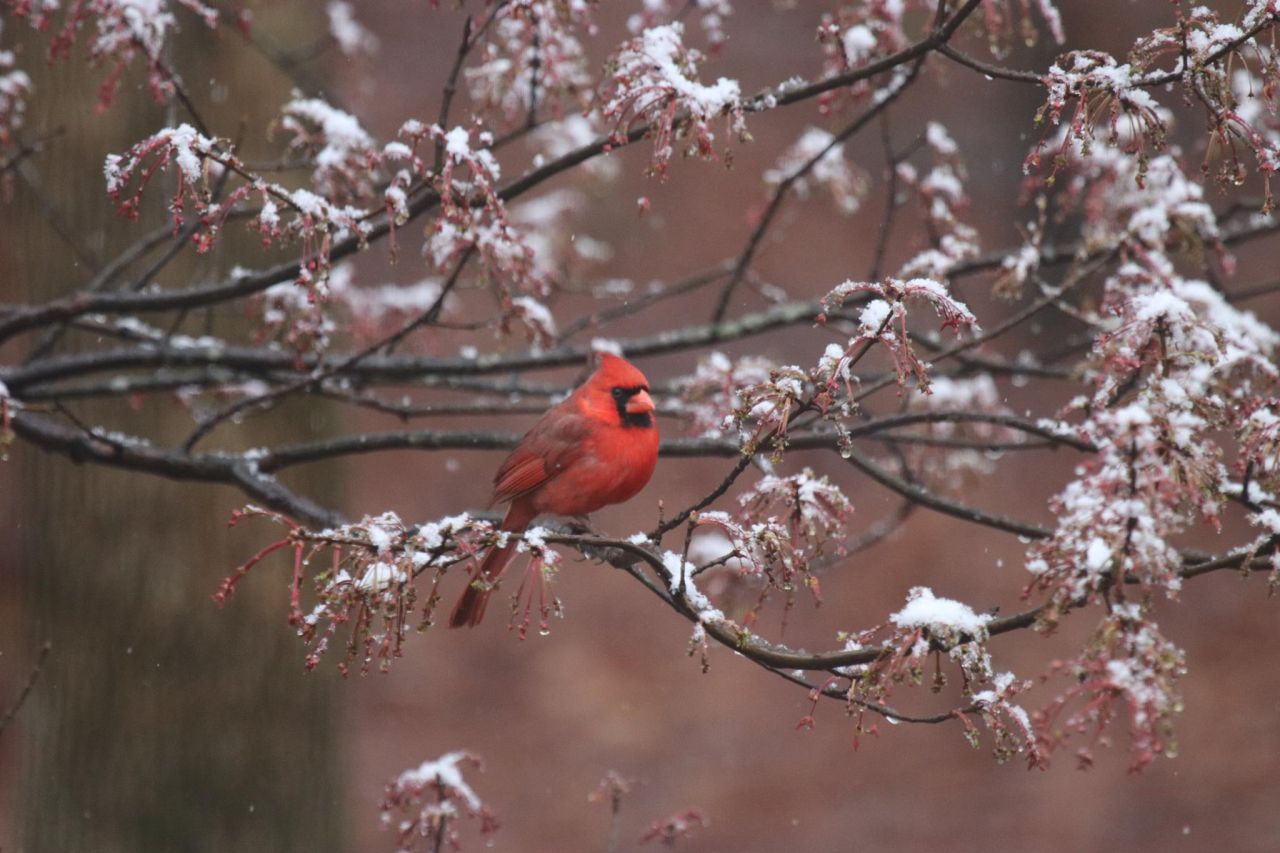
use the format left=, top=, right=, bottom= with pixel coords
left=448, top=353, right=659, bottom=628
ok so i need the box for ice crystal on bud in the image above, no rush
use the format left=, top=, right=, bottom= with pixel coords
left=602, top=22, right=747, bottom=178
left=816, top=3, right=911, bottom=108
left=729, top=363, right=808, bottom=452
left=969, top=671, right=1043, bottom=767
left=104, top=123, right=218, bottom=220
left=382, top=751, right=499, bottom=851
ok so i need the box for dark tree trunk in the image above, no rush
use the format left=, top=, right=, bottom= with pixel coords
left=2, top=19, right=344, bottom=853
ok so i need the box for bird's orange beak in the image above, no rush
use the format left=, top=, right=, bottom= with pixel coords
left=625, top=389, right=655, bottom=415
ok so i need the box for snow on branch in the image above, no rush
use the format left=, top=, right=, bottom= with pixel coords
left=895, top=121, right=981, bottom=281
left=802, top=585, right=1043, bottom=765
left=683, top=468, right=852, bottom=624
left=413, top=122, right=543, bottom=299
left=219, top=508, right=497, bottom=674
left=382, top=751, right=499, bottom=851
left=277, top=97, right=379, bottom=201
left=602, top=21, right=747, bottom=178
left=673, top=351, right=780, bottom=439
left=817, top=276, right=979, bottom=395
left=1029, top=50, right=1169, bottom=183
left=103, top=120, right=372, bottom=299
left=0, top=25, right=31, bottom=148
left=466, top=0, right=595, bottom=127
left=764, top=126, right=867, bottom=215
left=31, top=0, right=221, bottom=108
left=1038, top=606, right=1186, bottom=772
left=325, top=1, right=378, bottom=57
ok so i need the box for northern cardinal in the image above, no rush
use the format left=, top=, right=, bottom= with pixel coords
left=448, top=353, right=659, bottom=627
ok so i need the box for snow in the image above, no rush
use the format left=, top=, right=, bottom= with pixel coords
left=258, top=199, right=280, bottom=230
left=413, top=513, right=472, bottom=555
left=394, top=752, right=482, bottom=811
left=0, top=48, right=31, bottom=139
left=858, top=299, right=894, bottom=335
left=444, top=126, right=473, bottom=159
left=511, top=296, right=556, bottom=336
left=920, top=165, right=964, bottom=202
left=818, top=342, right=850, bottom=381
left=533, top=114, right=619, bottom=181
left=326, top=1, right=378, bottom=55
left=326, top=264, right=446, bottom=321
left=288, top=188, right=326, bottom=217
left=764, top=126, right=864, bottom=214
left=639, top=24, right=740, bottom=118
left=591, top=338, right=624, bottom=356
left=280, top=98, right=374, bottom=170
left=685, top=530, right=745, bottom=570
left=1034, top=0, right=1066, bottom=43
left=921, top=375, right=1000, bottom=412
left=661, top=551, right=725, bottom=622
left=366, top=522, right=394, bottom=554
left=1085, top=538, right=1112, bottom=571
left=890, top=587, right=991, bottom=637
left=1245, top=0, right=1280, bottom=29
left=841, top=24, right=877, bottom=65
left=925, top=122, right=957, bottom=156
left=356, top=561, right=405, bottom=592
left=1252, top=508, right=1280, bottom=534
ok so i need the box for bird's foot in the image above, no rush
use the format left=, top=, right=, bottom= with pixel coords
left=565, top=516, right=606, bottom=538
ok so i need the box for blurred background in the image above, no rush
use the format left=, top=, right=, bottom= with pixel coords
left=2, top=2, right=1279, bottom=851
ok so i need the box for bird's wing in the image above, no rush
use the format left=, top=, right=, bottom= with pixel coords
left=491, top=406, right=592, bottom=504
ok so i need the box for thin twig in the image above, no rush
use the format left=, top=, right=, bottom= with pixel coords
left=0, top=641, right=52, bottom=738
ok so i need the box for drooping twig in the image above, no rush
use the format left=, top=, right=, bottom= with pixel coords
left=0, top=641, right=52, bottom=738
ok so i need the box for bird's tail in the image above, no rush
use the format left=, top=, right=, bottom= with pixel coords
left=448, top=501, right=536, bottom=628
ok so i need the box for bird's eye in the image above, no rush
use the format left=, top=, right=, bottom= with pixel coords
left=611, top=387, right=628, bottom=400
